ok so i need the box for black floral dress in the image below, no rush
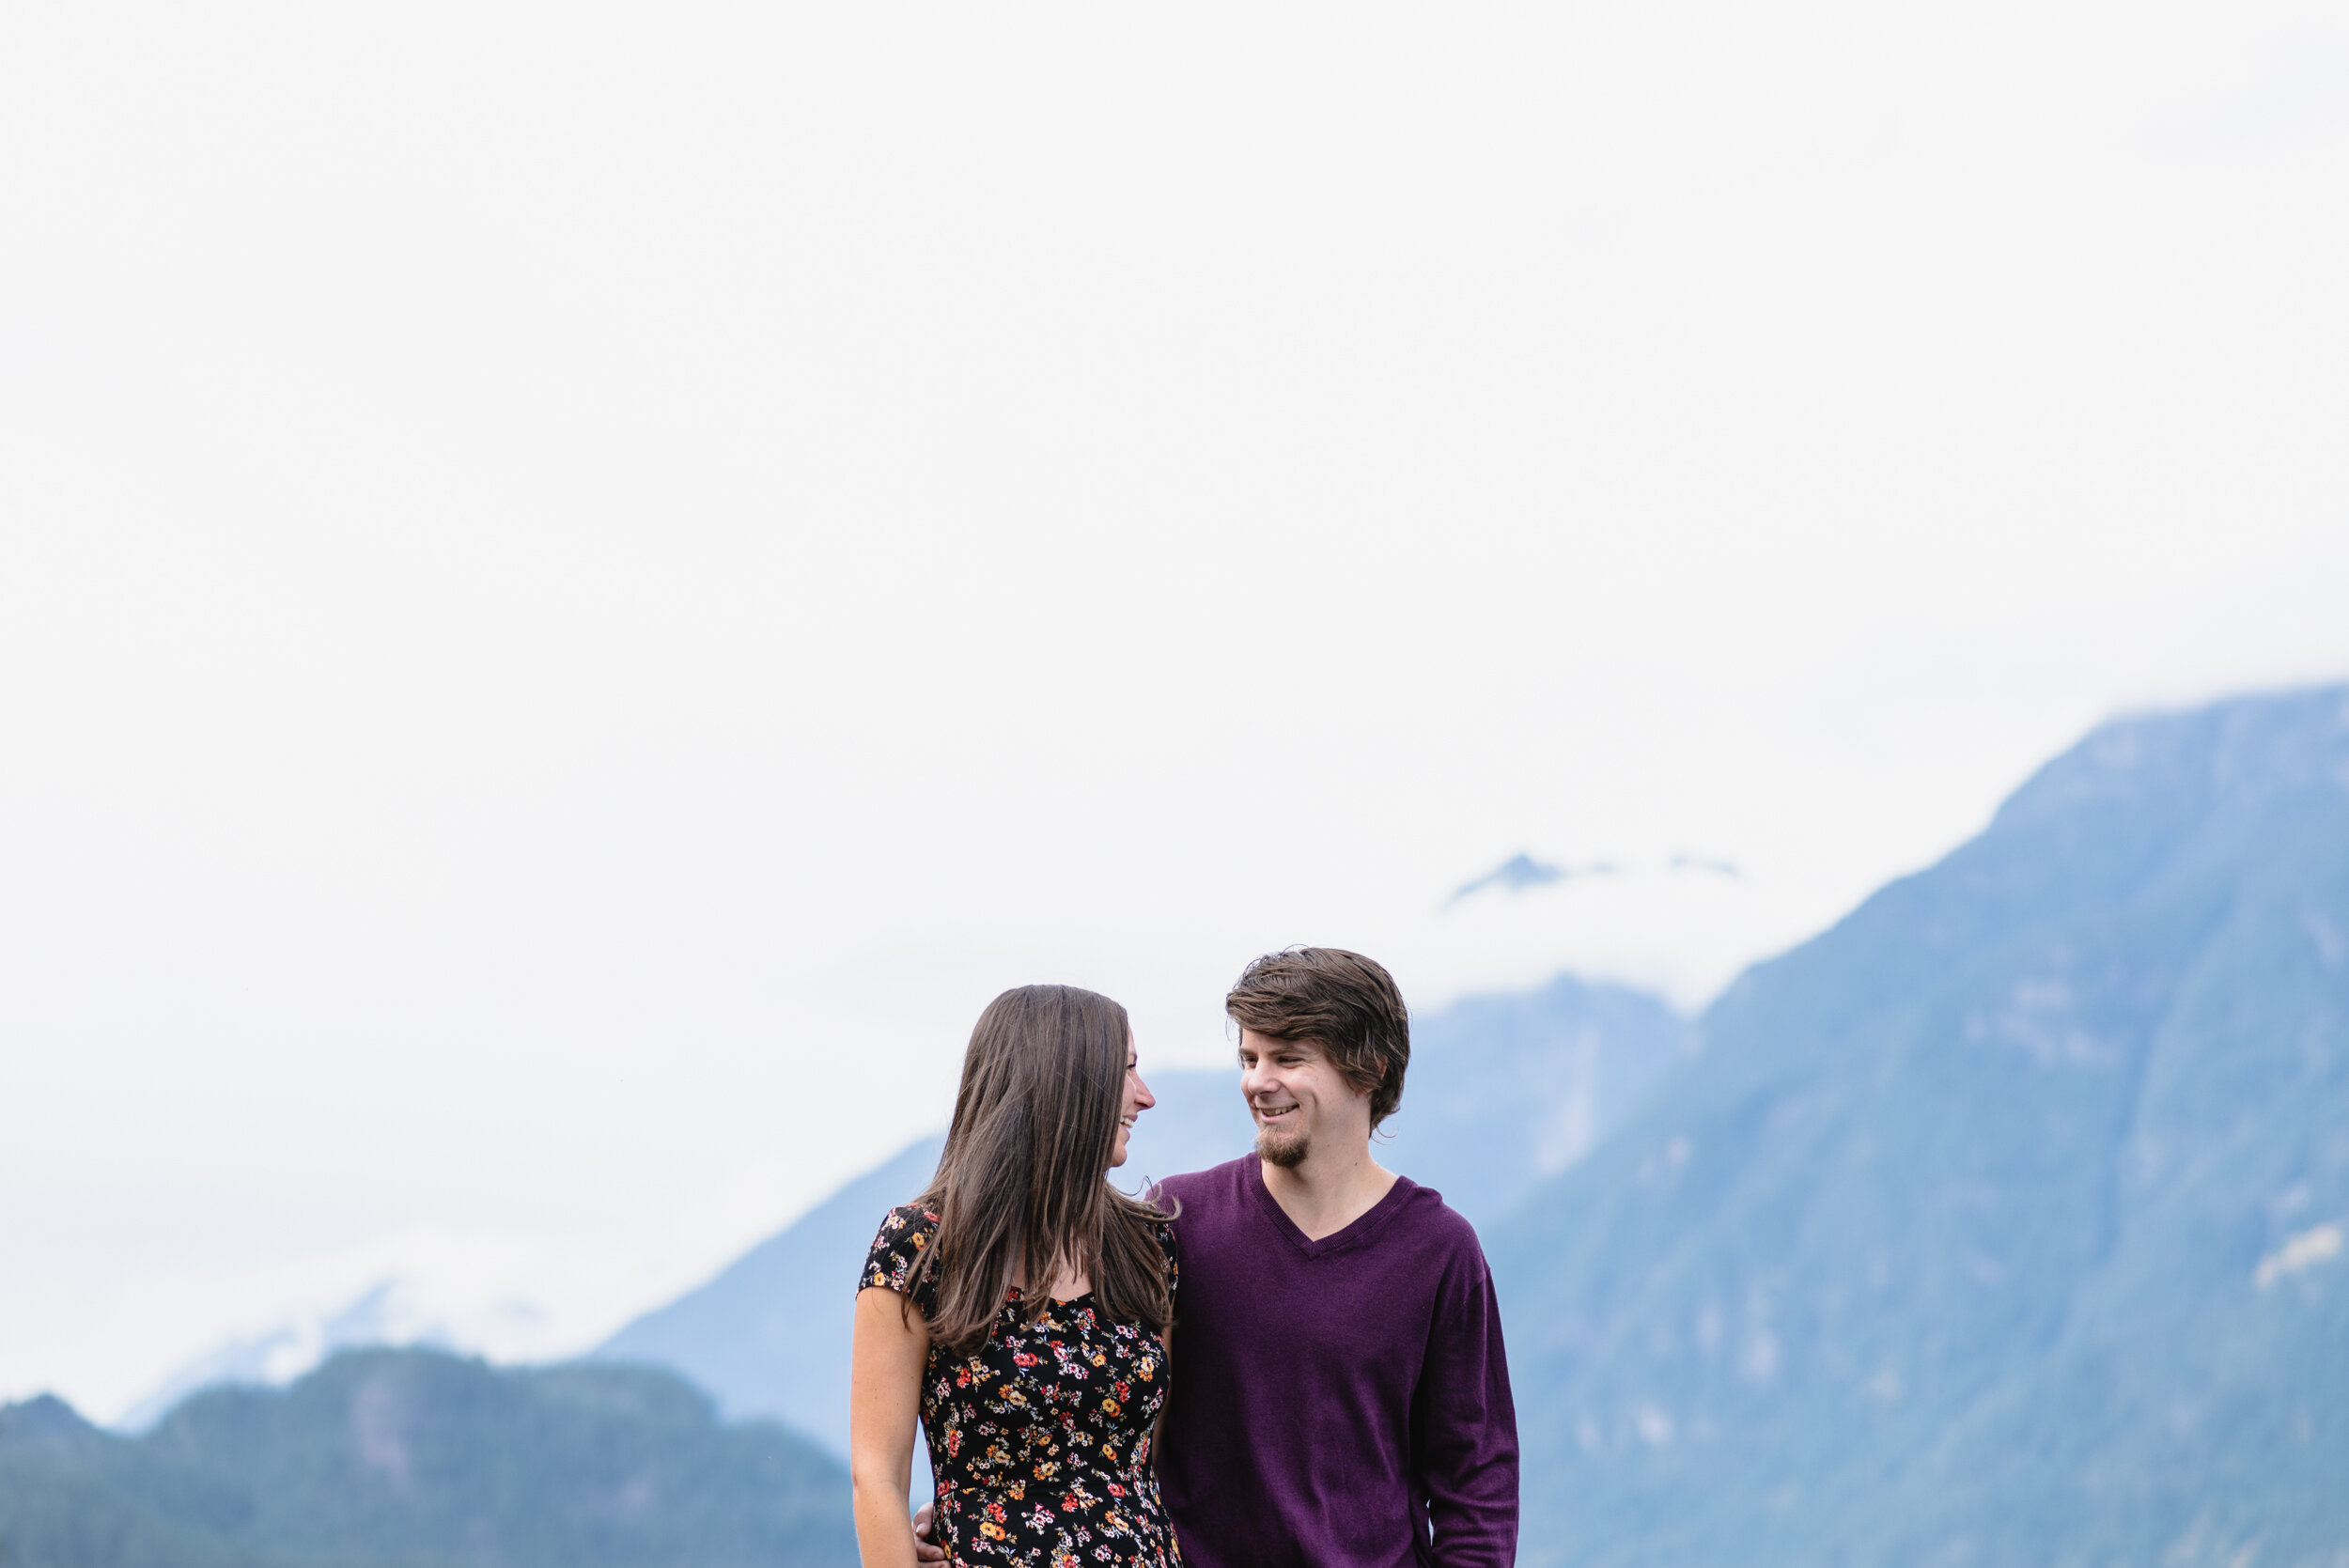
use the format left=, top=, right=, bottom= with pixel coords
left=861, top=1203, right=1181, bottom=1567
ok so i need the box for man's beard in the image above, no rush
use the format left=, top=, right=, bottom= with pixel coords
left=1256, top=1123, right=1310, bottom=1169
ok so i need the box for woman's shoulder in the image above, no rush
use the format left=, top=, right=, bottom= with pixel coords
left=860, top=1201, right=941, bottom=1296
left=875, top=1199, right=940, bottom=1236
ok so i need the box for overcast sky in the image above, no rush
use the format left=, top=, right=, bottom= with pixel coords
left=5, top=0, right=2347, bottom=1419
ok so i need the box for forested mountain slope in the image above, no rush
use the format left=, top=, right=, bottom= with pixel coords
left=0, top=1348, right=854, bottom=1568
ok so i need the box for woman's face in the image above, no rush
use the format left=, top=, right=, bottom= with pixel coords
left=1110, top=1032, right=1155, bottom=1170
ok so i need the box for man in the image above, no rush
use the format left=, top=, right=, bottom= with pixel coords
left=1153, top=946, right=1518, bottom=1567
left=919, top=946, right=1518, bottom=1565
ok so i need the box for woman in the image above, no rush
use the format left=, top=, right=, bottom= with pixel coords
left=850, top=985, right=1180, bottom=1568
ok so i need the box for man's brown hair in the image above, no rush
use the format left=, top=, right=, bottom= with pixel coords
left=1225, top=947, right=1411, bottom=1130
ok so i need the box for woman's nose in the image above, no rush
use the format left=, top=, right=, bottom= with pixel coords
left=1132, top=1073, right=1156, bottom=1110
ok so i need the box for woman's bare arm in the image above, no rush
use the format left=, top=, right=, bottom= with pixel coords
left=850, top=1285, right=930, bottom=1568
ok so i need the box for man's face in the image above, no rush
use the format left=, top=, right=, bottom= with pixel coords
left=1237, top=1029, right=1371, bottom=1169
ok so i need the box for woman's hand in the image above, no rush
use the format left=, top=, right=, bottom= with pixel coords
left=849, top=1286, right=931, bottom=1568
left=911, top=1504, right=948, bottom=1564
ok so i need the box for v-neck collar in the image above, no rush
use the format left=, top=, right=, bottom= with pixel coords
left=1244, top=1157, right=1413, bottom=1261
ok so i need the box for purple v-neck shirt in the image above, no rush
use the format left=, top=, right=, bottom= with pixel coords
left=1155, top=1157, right=1518, bottom=1568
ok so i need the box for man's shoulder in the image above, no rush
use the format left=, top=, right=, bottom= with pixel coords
left=1388, top=1177, right=1493, bottom=1265
left=1156, top=1155, right=1254, bottom=1216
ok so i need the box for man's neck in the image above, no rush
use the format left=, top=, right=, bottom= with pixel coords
left=1260, top=1140, right=1398, bottom=1243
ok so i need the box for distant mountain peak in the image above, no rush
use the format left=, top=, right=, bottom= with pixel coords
left=1447, top=852, right=1618, bottom=908
left=1, top=1392, right=97, bottom=1443
left=1994, top=681, right=2349, bottom=831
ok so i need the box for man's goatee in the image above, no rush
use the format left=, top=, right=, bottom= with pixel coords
left=1256, top=1128, right=1309, bottom=1169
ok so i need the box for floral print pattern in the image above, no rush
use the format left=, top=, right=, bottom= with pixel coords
left=862, top=1203, right=1181, bottom=1567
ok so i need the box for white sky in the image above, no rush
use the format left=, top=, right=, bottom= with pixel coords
left=4, top=1, right=2347, bottom=1420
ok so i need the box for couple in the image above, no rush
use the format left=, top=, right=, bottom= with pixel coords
left=848, top=947, right=1519, bottom=1567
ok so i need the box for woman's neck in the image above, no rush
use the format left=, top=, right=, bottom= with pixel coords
left=1019, top=1244, right=1092, bottom=1302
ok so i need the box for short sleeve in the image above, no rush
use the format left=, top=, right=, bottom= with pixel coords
left=860, top=1203, right=941, bottom=1314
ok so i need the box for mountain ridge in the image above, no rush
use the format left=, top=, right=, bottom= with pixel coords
left=1486, top=683, right=2349, bottom=1567
left=0, top=1346, right=856, bottom=1568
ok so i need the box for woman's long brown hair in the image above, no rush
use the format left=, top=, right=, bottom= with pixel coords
left=909, top=985, right=1174, bottom=1361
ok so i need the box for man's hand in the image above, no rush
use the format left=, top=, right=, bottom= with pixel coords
left=911, top=1503, right=948, bottom=1564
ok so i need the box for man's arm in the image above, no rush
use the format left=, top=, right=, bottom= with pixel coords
left=1413, top=1239, right=1520, bottom=1567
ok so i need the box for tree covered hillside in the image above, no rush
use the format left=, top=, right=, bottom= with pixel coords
left=0, top=1348, right=855, bottom=1568
left=1490, top=686, right=2349, bottom=1567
